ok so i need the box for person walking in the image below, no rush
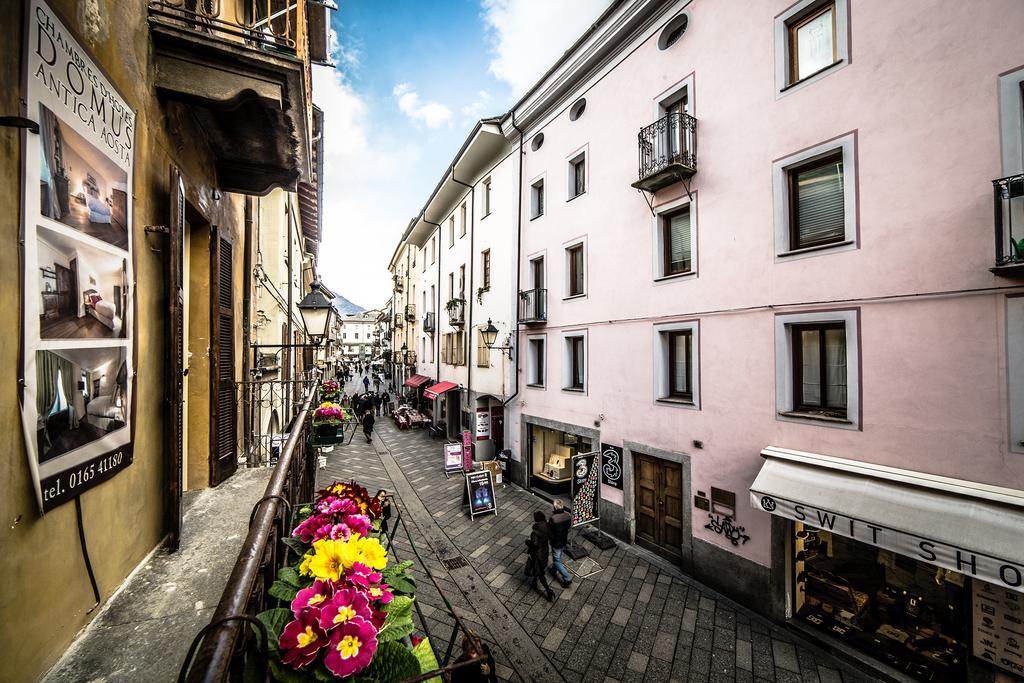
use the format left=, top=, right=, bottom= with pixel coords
left=373, top=391, right=383, bottom=417
left=373, top=376, right=381, bottom=392
left=361, top=409, right=375, bottom=444
left=548, top=500, right=573, bottom=587
left=375, top=490, right=392, bottom=538
left=380, top=390, right=391, bottom=415
left=525, top=510, right=555, bottom=601
left=362, top=375, right=370, bottom=392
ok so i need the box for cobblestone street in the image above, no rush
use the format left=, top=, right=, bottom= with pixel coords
left=321, top=381, right=872, bottom=683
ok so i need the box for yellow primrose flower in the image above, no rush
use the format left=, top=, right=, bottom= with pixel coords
left=355, top=535, right=387, bottom=570
left=307, top=538, right=358, bottom=582
left=299, top=552, right=314, bottom=577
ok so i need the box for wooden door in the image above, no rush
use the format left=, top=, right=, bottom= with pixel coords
left=210, top=230, right=237, bottom=486
left=634, top=453, right=684, bottom=562
left=56, top=264, right=74, bottom=315
left=165, top=167, right=185, bottom=550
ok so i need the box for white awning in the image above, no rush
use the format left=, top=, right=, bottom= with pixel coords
left=750, top=446, right=1024, bottom=593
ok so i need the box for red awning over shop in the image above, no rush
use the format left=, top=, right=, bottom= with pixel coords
left=423, top=381, right=458, bottom=400
left=403, top=374, right=430, bottom=388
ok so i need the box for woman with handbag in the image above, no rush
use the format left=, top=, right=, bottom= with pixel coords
left=525, top=510, right=555, bottom=601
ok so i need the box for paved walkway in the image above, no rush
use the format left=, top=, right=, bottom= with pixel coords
left=42, top=467, right=272, bottom=683
left=322, top=378, right=872, bottom=683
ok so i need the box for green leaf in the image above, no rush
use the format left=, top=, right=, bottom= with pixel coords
left=277, top=566, right=303, bottom=588
left=268, top=655, right=312, bottom=683
left=269, top=580, right=299, bottom=602
left=282, top=537, right=308, bottom=559
left=386, top=576, right=416, bottom=596
left=376, top=617, right=414, bottom=643
left=254, top=607, right=293, bottom=651
left=381, top=560, right=413, bottom=579
left=411, top=638, right=442, bottom=682
left=353, top=641, right=421, bottom=683
left=383, top=595, right=414, bottom=619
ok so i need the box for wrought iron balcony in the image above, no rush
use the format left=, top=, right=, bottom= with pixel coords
left=405, top=303, right=416, bottom=321
left=993, top=174, right=1024, bottom=277
left=423, top=312, right=436, bottom=333
left=404, top=350, right=417, bottom=365
left=518, top=288, right=547, bottom=324
left=632, top=112, right=697, bottom=193
left=393, top=276, right=404, bottom=293
left=393, top=316, right=404, bottom=330
left=147, top=0, right=315, bottom=194
left=447, top=298, right=466, bottom=327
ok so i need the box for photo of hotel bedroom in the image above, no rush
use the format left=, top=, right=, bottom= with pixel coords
left=35, top=346, right=128, bottom=464
left=37, top=225, right=127, bottom=339
left=38, top=104, right=128, bottom=250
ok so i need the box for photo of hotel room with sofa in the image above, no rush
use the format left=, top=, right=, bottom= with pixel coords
left=38, top=104, right=128, bottom=250
left=36, top=346, right=128, bottom=463
left=38, top=225, right=127, bottom=339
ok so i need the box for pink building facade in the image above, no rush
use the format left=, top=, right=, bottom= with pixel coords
left=499, top=1, right=1024, bottom=679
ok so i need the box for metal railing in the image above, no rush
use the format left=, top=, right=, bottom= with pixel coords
left=148, top=0, right=298, bottom=52
left=446, top=299, right=466, bottom=326
left=180, top=378, right=318, bottom=682
left=518, top=288, right=547, bottom=323
left=423, top=311, right=436, bottom=333
left=994, top=174, right=1024, bottom=270
left=638, top=111, right=698, bottom=181
left=241, top=376, right=315, bottom=467
left=405, top=303, right=416, bottom=321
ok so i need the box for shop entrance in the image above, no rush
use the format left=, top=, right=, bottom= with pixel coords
left=528, top=423, right=592, bottom=508
left=634, top=453, right=684, bottom=562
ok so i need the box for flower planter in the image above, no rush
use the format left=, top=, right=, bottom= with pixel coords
left=310, top=422, right=347, bottom=447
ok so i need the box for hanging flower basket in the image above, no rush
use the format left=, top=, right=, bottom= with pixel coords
left=254, top=481, right=423, bottom=681
left=320, top=380, right=341, bottom=403
left=310, top=403, right=353, bottom=446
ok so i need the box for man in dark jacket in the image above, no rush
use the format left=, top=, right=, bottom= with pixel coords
left=526, top=510, right=555, bottom=601
left=362, top=410, right=375, bottom=444
left=548, top=500, right=573, bottom=587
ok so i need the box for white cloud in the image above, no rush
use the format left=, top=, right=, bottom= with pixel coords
left=312, top=36, right=421, bottom=309
left=392, top=82, right=453, bottom=128
left=461, top=90, right=492, bottom=120
left=481, top=0, right=612, bottom=96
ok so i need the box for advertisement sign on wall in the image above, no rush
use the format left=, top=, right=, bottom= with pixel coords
left=600, top=443, right=623, bottom=490
left=462, top=429, right=473, bottom=471
left=571, top=452, right=600, bottom=527
left=973, top=580, right=1024, bottom=677
left=20, top=0, right=136, bottom=513
left=475, top=408, right=490, bottom=440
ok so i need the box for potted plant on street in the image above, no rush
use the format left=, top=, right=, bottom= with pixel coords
left=310, top=402, right=351, bottom=447
left=320, top=379, right=341, bottom=403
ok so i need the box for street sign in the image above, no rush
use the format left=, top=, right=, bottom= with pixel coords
left=443, top=442, right=463, bottom=475
left=464, top=470, right=496, bottom=519
left=571, top=451, right=600, bottom=527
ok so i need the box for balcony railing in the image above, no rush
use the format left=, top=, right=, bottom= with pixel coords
left=446, top=298, right=466, bottom=326
left=518, top=288, right=547, bottom=323
left=393, top=316, right=404, bottom=330
left=423, top=311, right=436, bottom=333
left=404, top=350, right=417, bottom=365
left=632, top=111, right=697, bottom=193
left=993, top=174, right=1024, bottom=277
left=148, top=0, right=298, bottom=53
left=405, top=303, right=416, bottom=321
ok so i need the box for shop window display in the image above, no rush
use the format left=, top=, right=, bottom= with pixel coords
left=529, top=425, right=591, bottom=497
left=793, top=522, right=968, bottom=681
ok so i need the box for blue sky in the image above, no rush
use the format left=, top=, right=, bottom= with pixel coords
left=314, top=0, right=611, bottom=309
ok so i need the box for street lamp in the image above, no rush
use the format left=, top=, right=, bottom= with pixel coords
left=296, top=280, right=336, bottom=346
left=481, top=318, right=513, bottom=358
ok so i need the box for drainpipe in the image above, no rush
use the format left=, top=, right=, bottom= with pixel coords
left=242, top=197, right=254, bottom=466
left=452, top=168, right=474, bottom=430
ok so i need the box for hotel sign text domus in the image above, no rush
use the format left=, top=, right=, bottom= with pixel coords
left=754, top=494, right=1024, bottom=594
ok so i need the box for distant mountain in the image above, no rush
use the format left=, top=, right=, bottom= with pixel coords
left=331, top=294, right=365, bottom=316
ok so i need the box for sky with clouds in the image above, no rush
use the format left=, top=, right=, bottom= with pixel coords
left=313, top=0, right=611, bottom=310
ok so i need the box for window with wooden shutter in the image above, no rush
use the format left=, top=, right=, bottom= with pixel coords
left=662, top=207, right=692, bottom=275
left=211, top=233, right=236, bottom=486
left=789, top=152, right=845, bottom=249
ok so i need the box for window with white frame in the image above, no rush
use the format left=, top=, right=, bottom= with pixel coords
left=448, top=216, right=455, bottom=247
left=654, top=321, right=699, bottom=407
left=527, top=336, right=545, bottom=387
left=565, top=241, right=585, bottom=298
left=775, top=309, right=859, bottom=429
left=482, top=177, right=492, bottom=217
left=460, top=203, right=467, bottom=237
left=774, top=0, right=849, bottom=95
left=422, top=246, right=427, bottom=271
left=654, top=197, right=695, bottom=279
left=773, top=133, right=857, bottom=257
left=562, top=331, right=587, bottom=392
left=568, top=152, right=586, bottom=199
left=431, top=236, right=436, bottom=263
left=531, top=179, right=545, bottom=219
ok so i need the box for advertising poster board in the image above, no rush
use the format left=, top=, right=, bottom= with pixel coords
left=571, top=451, right=600, bottom=527
left=601, top=443, right=624, bottom=489
left=475, top=407, right=490, bottom=440
left=20, top=0, right=137, bottom=513
left=465, top=470, right=496, bottom=519
left=462, top=429, right=473, bottom=471
left=443, top=442, right=463, bottom=474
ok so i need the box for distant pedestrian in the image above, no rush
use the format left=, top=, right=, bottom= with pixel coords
left=449, top=635, right=498, bottom=683
left=380, top=390, right=391, bottom=415
left=373, top=376, right=381, bottom=391
left=362, top=410, right=375, bottom=444
left=548, top=500, right=573, bottom=587
left=373, top=392, right=383, bottom=417
left=362, top=375, right=370, bottom=391
left=525, top=510, right=555, bottom=601
left=375, top=489, right=392, bottom=537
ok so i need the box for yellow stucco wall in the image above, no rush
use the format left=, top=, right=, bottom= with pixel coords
left=0, top=1, right=248, bottom=680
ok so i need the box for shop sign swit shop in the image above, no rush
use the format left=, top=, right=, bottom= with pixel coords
left=755, top=494, right=1024, bottom=593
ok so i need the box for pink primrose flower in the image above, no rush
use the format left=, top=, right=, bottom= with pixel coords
left=279, top=609, right=328, bottom=669
left=291, top=580, right=333, bottom=616
left=318, top=587, right=373, bottom=632
left=323, top=616, right=378, bottom=678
